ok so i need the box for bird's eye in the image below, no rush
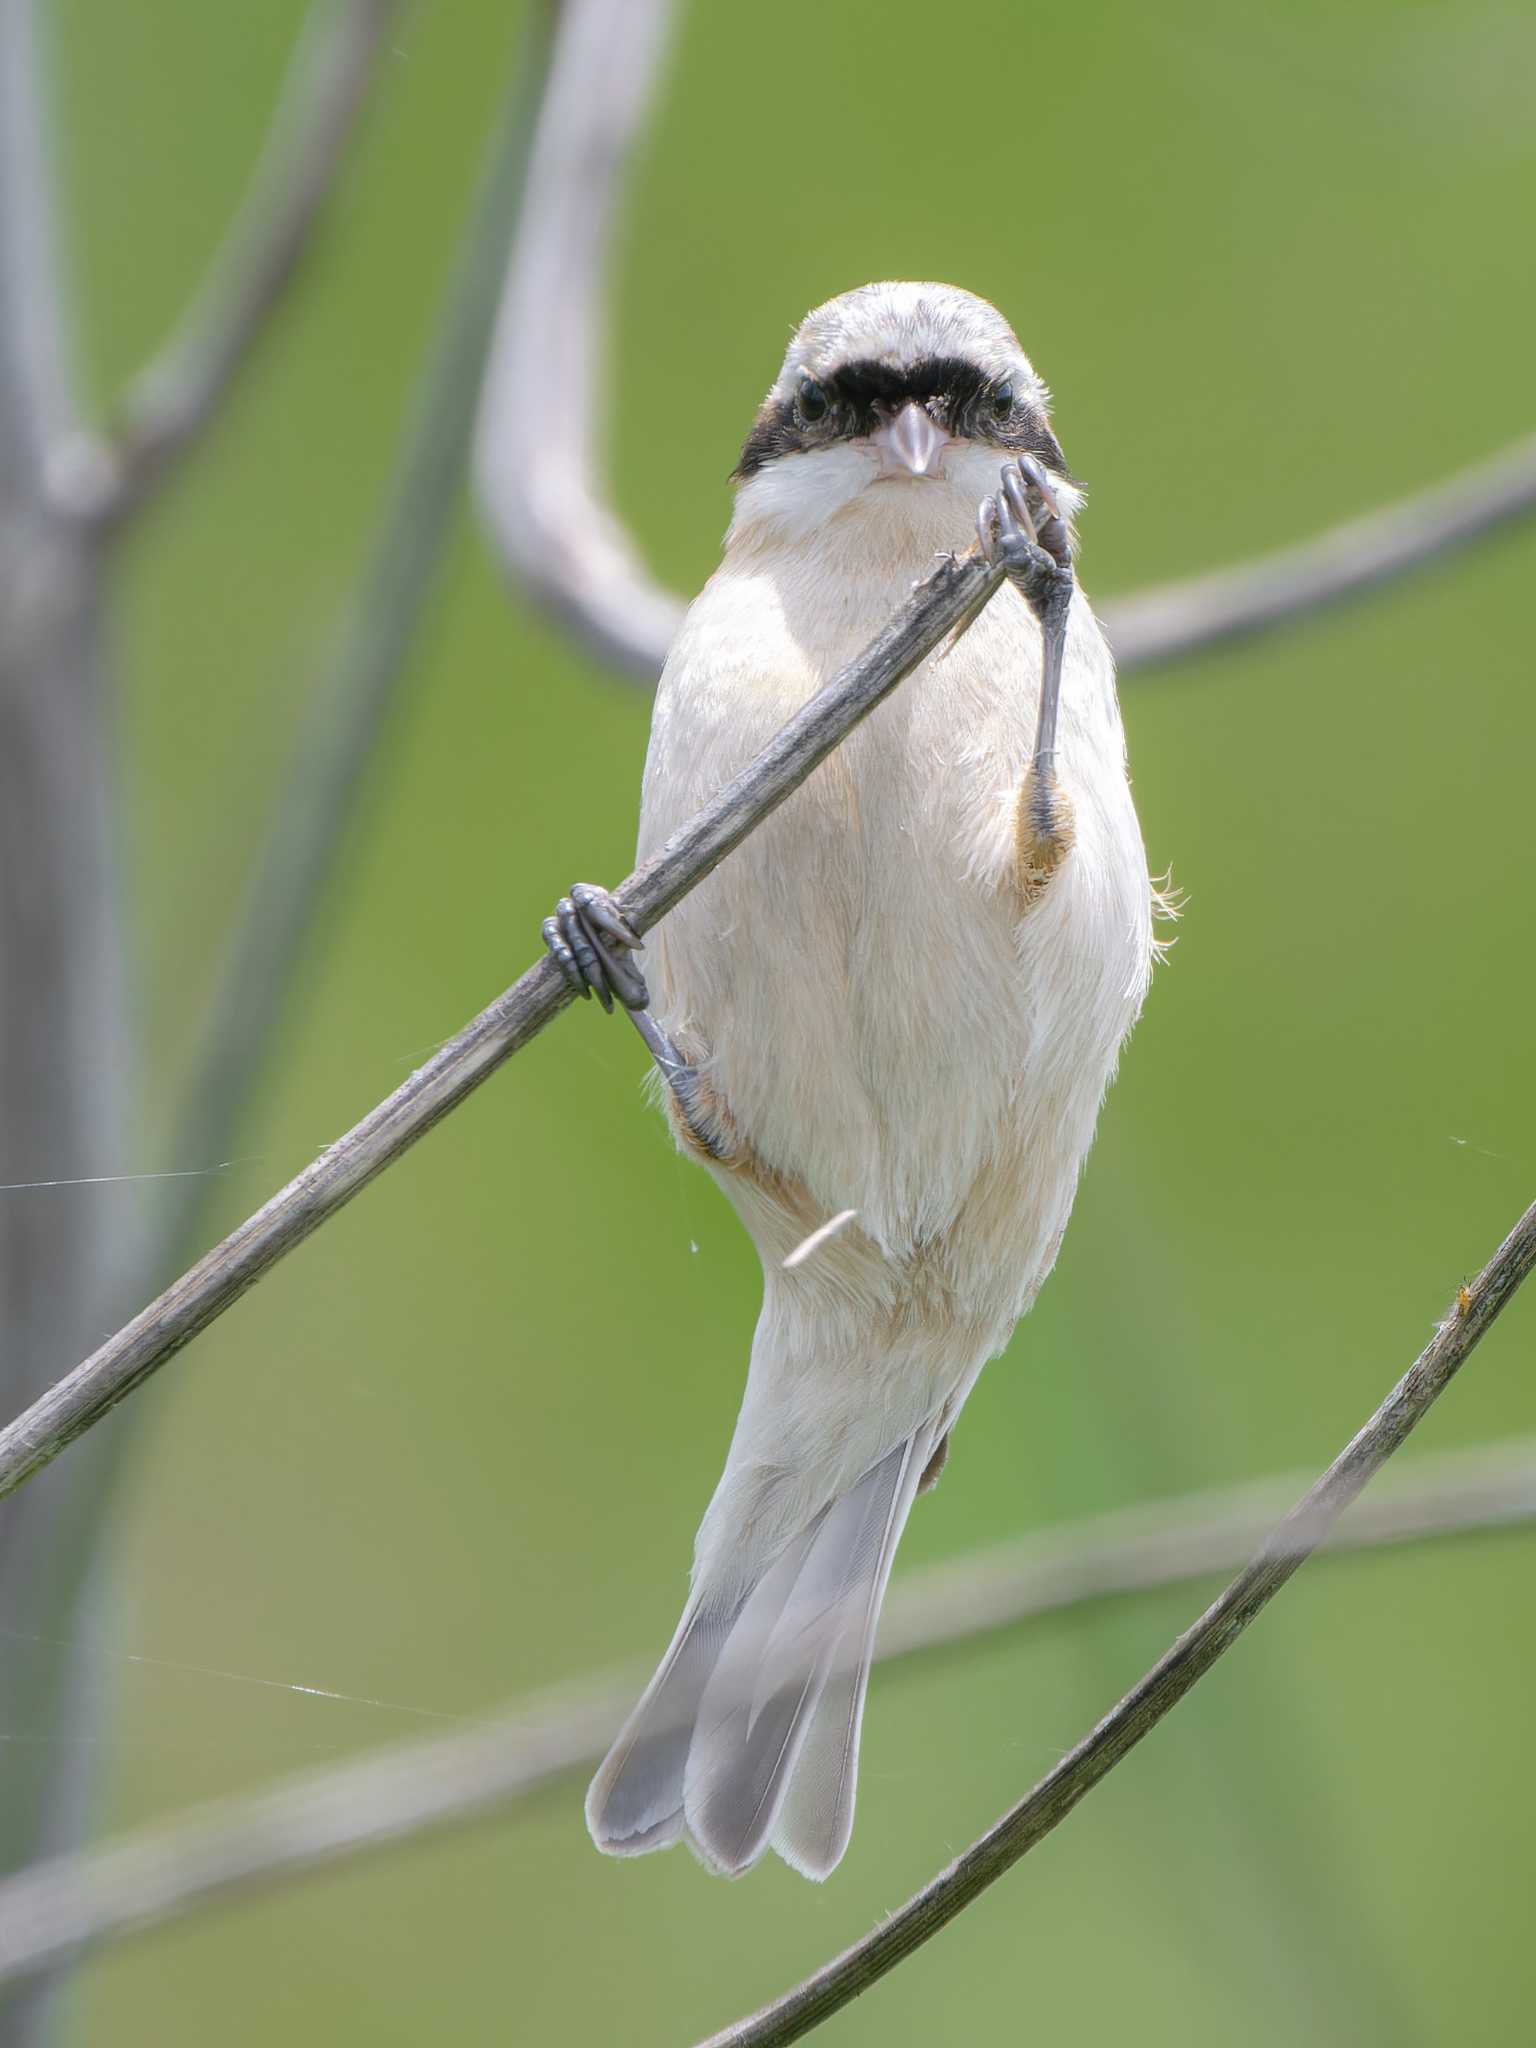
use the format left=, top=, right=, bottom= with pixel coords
left=991, top=382, right=1014, bottom=417
left=799, top=379, right=829, bottom=423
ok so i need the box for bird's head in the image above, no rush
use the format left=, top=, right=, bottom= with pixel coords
left=728, top=281, right=1080, bottom=547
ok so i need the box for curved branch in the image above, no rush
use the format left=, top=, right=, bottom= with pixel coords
left=468, top=0, right=1536, bottom=687
left=65, top=0, right=400, bottom=528
left=1, top=1430, right=1534, bottom=1989
left=473, top=0, right=684, bottom=677
left=698, top=1203, right=1536, bottom=2047
left=1103, top=431, right=1536, bottom=672
left=0, top=545, right=1003, bottom=1504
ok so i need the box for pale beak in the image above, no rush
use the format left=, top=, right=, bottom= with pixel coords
left=872, top=401, right=949, bottom=479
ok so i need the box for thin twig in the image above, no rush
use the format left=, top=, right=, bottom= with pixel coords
left=1103, top=431, right=1536, bottom=672
left=146, top=14, right=553, bottom=1285
left=61, top=0, right=400, bottom=528
left=2, top=1430, right=1535, bottom=1988
left=0, top=546, right=1003, bottom=1504
left=697, top=1203, right=1536, bottom=2048
left=473, top=0, right=685, bottom=677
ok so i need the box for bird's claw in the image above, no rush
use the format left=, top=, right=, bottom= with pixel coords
left=978, top=458, right=1074, bottom=623
left=1003, top=455, right=1063, bottom=541
left=542, top=882, right=648, bottom=1013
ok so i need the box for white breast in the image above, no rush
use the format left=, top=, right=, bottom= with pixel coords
left=638, top=472, right=1152, bottom=1328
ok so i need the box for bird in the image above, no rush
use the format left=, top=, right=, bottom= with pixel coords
left=542, top=281, right=1155, bottom=1882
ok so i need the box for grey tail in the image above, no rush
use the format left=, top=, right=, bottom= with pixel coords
left=585, top=1421, right=936, bottom=1881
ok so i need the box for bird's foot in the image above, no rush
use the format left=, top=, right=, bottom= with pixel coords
left=979, top=461, right=1078, bottom=906
left=542, top=882, right=740, bottom=1165
left=542, top=883, right=648, bottom=1013
left=977, top=456, right=1074, bottom=630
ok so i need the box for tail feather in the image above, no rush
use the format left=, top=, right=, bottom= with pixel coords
left=586, top=1419, right=937, bottom=1880
left=584, top=1594, right=743, bottom=1855
left=683, top=1519, right=830, bottom=1874
left=770, top=1424, right=934, bottom=1878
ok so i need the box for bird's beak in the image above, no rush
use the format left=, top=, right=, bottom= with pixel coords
left=872, top=402, right=949, bottom=479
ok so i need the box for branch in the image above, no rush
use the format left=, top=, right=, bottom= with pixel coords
left=473, top=0, right=685, bottom=677
left=467, top=0, right=1536, bottom=686
left=867, top=1431, right=1536, bottom=1663
left=0, top=0, right=79, bottom=499
left=145, top=13, right=552, bottom=1285
left=698, top=1204, right=1536, bottom=2048
left=65, top=0, right=400, bottom=528
left=1103, top=430, right=1536, bottom=672
left=2, top=1430, right=1535, bottom=1988
left=0, top=1676, right=632, bottom=1993
left=0, top=546, right=1002, bottom=1503
left=0, top=12, right=130, bottom=2043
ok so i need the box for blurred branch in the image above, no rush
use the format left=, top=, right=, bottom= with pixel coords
left=467, top=0, right=1536, bottom=685
left=147, top=13, right=552, bottom=1282
left=0, top=1676, right=631, bottom=1991
left=473, top=0, right=684, bottom=676
left=62, top=0, right=401, bottom=529
left=699, top=1204, right=1536, bottom=2048
left=0, top=544, right=1003, bottom=1502
left=1104, top=431, right=1536, bottom=672
left=0, top=0, right=79, bottom=496
left=4, top=1428, right=1536, bottom=1987
left=0, top=8, right=130, bottom=2040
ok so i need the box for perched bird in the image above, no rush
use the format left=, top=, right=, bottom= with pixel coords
left=543, top=281, right=1155, bottom=1881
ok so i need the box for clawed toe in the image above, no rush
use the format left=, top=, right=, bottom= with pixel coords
left=572, top=883, right=641, bottom=951
left=978, top=483, right=1036, bottom=574
left=978, top=459, right=1074, bottom=624
left=542, top=883, right=648, bottom=1012
left=543, top=912, right=586, bottom=998
left=1008, top=453, right=1061, bottom=524
left=977, top=464, right=1044, bottom=572
left=1004, top=460, right=1059, bottom=543
left=999, top=466, right=1037, bottom=548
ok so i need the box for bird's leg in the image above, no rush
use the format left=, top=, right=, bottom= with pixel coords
left=541, top=883, right=735, bottom=1162
left=978, top=458, right=1078, bottom=906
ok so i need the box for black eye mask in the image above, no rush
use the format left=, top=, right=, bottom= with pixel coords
left=733, top=354, right=1071, bottom=483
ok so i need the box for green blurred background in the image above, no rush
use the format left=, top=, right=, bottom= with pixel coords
left=38, top=0, right=1536, bottom=2039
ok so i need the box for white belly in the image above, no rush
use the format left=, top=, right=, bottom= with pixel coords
left=638, top=496, right=1152, bottom=1328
